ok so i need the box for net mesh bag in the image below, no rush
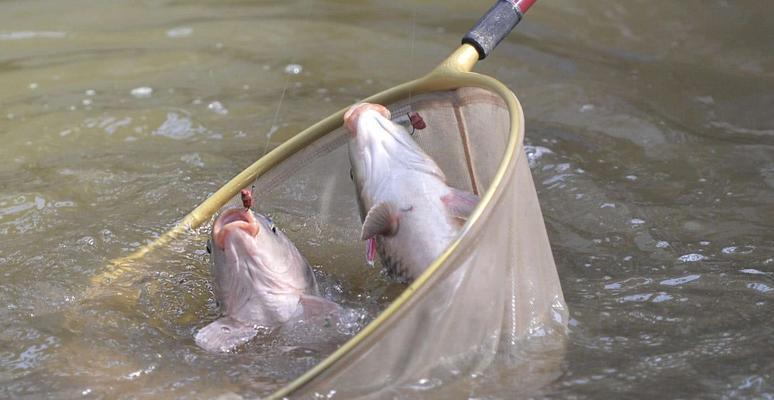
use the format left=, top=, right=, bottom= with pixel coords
left=225, top=87, right=567, bottom=398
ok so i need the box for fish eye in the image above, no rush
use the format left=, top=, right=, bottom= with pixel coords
left=206, top=240, right=212, bottom=254
left=265, top=215, right=278, bottom=234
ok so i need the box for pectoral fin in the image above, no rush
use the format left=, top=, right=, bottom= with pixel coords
left=299, top=295, right=342, bottom=319
left=361, top=202, right=399, bottom=240
left=441, top=188, right=480, bottom=220
left=194, top=316, right=258, bottom=353
left=287, top=295, right=344, bottom=329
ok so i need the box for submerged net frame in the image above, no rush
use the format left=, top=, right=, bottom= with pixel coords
left=88, top=41, right=568, bottom=397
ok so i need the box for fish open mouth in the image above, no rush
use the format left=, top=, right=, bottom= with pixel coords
left=212, top=208, right=259, bottom=249
left=344, top=103, right=391, bottom=134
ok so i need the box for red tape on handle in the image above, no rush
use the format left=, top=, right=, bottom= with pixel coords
left=513, top=0, right=536, bottom=14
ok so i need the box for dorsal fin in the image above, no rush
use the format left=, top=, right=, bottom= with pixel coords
left=361, top=202, right=399, bottom=240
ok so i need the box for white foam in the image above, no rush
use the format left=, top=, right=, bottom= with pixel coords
left=740, top=269, right=766, bottom=275
left=207, top=101, right=228, bottom=115
left=166, top=26, right=193, bottom=38
left=0, top=31, right=66, bottom=40
left=660, top=274, right=701, bottom=286
left=130, top=86, right=153, bottom=98
left=284, top=64, right=303, bottom=75
left=747, top=283, right=773, bottom=293
left=524, top=145, right=553, bottom=168
left=181, top=153, right=204, bottom=167
left=678, top=253, right=705, bottom=263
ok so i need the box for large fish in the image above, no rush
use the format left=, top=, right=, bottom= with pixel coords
left=195, top=190, right=339, bottom=352
left=344, top=103, right=480, bottom=281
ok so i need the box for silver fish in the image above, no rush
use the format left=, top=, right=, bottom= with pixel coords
left=344, top=103, right=479, bottom=281
left=195, top=192, right=339, bottom=352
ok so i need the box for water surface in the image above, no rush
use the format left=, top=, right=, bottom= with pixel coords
left=1, top=0, right=772, bottom=398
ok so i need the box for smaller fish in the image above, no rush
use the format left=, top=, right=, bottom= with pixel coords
left=195, top=190, right=340, bottom=352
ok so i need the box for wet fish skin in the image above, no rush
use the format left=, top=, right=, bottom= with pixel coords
left=195, top=206, right=339, bottom=352
left=345, top=103, right=479, bottom=281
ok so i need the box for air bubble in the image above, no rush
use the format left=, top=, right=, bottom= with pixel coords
left=131, top=87, right=153, bottom=98
left=284, top=63, right=303, bottom=75
left=207, top=101, right=228, bottom=115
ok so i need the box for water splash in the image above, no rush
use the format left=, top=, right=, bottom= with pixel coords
left=524, top=145, right=553, bottom=169
left=153, top=112, right=204, bottom=139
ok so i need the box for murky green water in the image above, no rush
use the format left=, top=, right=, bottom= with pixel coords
left=1, top=0, right=772, bottom=398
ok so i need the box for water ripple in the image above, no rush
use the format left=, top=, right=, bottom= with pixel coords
left=678, top=253, right=705, bottom=263
left=0, top=31, right=66, bottom=40
left=660, top=275, right=701, bottom=286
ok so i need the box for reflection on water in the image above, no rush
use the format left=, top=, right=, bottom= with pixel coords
left=0, top=0, right=772, bottom=398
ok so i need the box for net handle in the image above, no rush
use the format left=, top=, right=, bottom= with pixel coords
left=462, top=0, right=536, bottom=60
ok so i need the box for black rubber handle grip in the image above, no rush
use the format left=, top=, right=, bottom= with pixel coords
left=462, top=0, right=535, bottom=60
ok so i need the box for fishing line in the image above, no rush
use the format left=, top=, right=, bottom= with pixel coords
left=260, top=0, right=314, bottom=159
left=407, top=6, right=417, bottom=107
left=262, top=76, right=289, bottom=158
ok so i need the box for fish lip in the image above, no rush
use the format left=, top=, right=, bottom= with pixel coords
left=344, top=103, right=391, bottom=135
left=213, top=208, right=259, bottom=249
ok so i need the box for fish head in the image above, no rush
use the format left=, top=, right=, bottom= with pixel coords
left=344, top=102, right=392, bottom=135
left=344, top=102, right=445, bottom=209
left=345, top=103, right=391, bottom=214
left=208, top=207, right=313, bottom=308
